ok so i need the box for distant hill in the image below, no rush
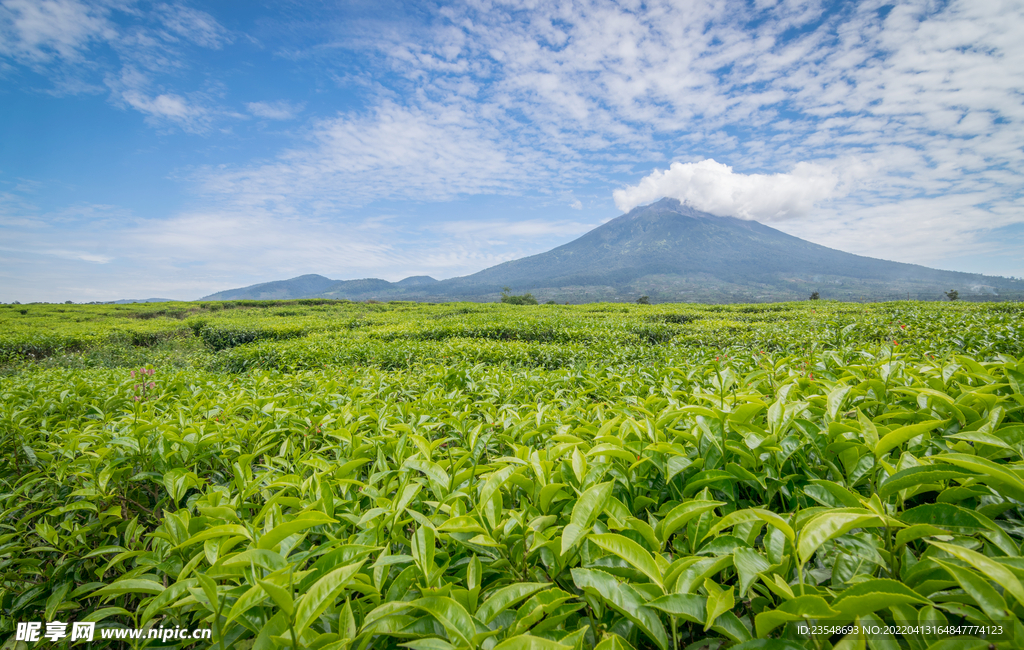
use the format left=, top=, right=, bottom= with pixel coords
left=203, top=274, right=338, bottom=300
left=396, top=276, right=439, bottom=287
left=202, top=199, right=1023, bottom=303
left=201, top=274, right=442, bottom=301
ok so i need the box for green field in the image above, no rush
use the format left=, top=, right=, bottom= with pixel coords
left=2, top=299, right=1024, bottom=649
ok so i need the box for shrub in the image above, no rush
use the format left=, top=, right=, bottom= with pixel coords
left=500, top=287, right=539, bottom=305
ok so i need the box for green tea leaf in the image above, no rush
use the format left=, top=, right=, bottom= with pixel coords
left=410, top=596, right=476, bottom=648
left=829, top=579, right=930, bottom=619
left=588, top=533, right=663, bottom=589
left=646, top=593, right=706, bottom=625
left=878, top=466, right=977, bottom=499
left=933, top=559, right=1011, bottom=621
left=89, top=579, right=165, bottom=598
left=754, top=595, right=838, bottom=637
left=655, top=499, right=724, bottom=545
left=257, top=578, right=294, bottom=617
left=928, top=540, right=1024, bottom=606
left=561, top=481, right=614, bottom=554
left=933, top=454, right=1024, bottom=502
left=294, top=560, right=366, bottom=637
left=733, top=548, right=771, bottom=598
left=258, top=512, right=336, bottom=551
left=875, top=420, right=945, bottom=458
left=703, top=578, right=734, bottom=631
left=476, top=582, right=550, bottom=624
left=493, top=636, right=572, bottom=650
left=572, top=568, right=668, bottom=650
left=798, top=512, right=884, bottom=564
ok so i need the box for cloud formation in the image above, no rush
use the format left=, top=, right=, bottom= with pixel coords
left=206, top=0, right=1023, bottom=250
left=0, top=0, right=111, bottom=63
left=4, top=0, right=1024, bottom=300
left=247, top=100, right=305, bottom=120
left=200, top=101, right=552, bottom=210
left=0, top=0, right=227, bottom=130
left=612, top=159, right=841, bottom=221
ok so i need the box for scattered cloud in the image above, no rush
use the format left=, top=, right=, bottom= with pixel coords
left=0, top=0, right=228, bottom=131
left=44, top=248, right=112, bottom=263
left=0, top=0, right=112, bottom=64
left=360, top=0, right=1022, bottom=250
left=246, top=100, right=305, bottom=120
left=0, top=244, right=111, bottom=264
left=154, top=3, right=228, bottom=49
left=199, top=100, right=552, bottom=210
left=4, top=0, right=1024, bottom=300
left=193, top=0, right=1020, bottom=265
left=127, top=209, right=395, bottom=275
left=438, top=218, right=593, bottom=239
left=107, top=67, right=212, bottom=131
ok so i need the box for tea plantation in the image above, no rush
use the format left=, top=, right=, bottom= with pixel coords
left=2, top=299, right=1023, bottom=649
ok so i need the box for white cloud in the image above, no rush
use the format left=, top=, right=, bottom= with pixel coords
left=775, top=192, right=1024, bottom=269
left=127, top=210, right=395, bottom=274
left=1, top=0, right=230, bottom=131
left=122, top=88, right=195, bottom=119
left=613, top=159, right=841, bottom=220
left=0, top=199, right=400, bottom=300
left=44, top=248, right=112, bottom=263
left=6, top=0, right=1024, bottom=300
left=439, top=218, right=593, bottom=239
left=155, top=3, right=228, bottom=49
left=0, top=244, right=111, bottom=264
left=106, top=66, right=212, bottom=132
left=0, top=0, right=112, bottom=63
left=246, top=100, right=305, bottom=120
left=169, top=0, right=1024, bottom=279
left=349, top=0, right=1023, bottom=259
left=200, top=100, right=552, bottom=209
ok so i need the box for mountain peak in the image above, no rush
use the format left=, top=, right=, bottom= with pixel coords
left=625, top=197, right=723, bottom=220
left=201, top=208, right=1018, bottom=303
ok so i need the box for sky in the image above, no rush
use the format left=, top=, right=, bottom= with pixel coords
left=1, top=0, right=1022, bottom=302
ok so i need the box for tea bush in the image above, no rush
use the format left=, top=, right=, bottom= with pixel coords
left=1, top=300, right=1023, bottom=649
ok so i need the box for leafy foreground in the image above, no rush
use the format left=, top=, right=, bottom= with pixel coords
left=2, top=300, right=1024, bottom=649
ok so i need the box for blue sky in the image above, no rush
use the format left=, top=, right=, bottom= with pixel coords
left=1, top=0, right=1022, bottom=301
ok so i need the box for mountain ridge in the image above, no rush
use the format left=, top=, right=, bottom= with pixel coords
left=201, top=199, right=1021, bottom=303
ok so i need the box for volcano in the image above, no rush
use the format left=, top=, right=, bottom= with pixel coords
left=203, top=199, right=1020, bottom=303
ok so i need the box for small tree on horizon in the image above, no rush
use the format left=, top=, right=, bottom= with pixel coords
left=636, top=295, right=651, bottom=305
left=945, top=289, right=959, bottom=301
left=500, top=287, right=538, bottom=305
left=809, top=291, right=820, bottom=300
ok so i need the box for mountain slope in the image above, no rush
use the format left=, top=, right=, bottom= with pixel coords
left=202, top=274, right=440, bottom=301
left=204, top=200, right=1021, bottom=303
left=203, top=274, right=337, bottom=300
left=431, top=199, right=1011, bottom=299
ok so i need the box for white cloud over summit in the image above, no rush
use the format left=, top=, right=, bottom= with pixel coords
left=612, top=160, right=841, bottom=221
